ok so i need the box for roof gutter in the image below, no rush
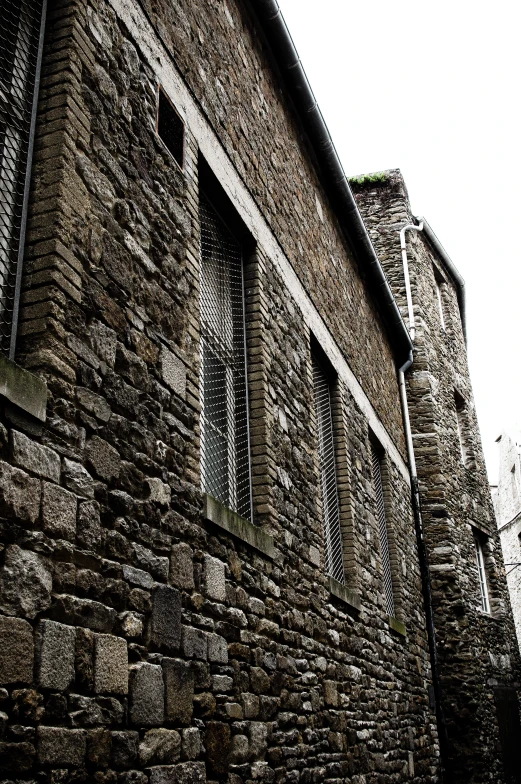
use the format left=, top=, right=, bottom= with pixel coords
left=248, top=0, right=412, bottom=363
left=416, top=216, right=467, bottom=343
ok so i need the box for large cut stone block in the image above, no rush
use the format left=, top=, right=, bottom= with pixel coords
left=37, top=620, right=76, bottom=690
left=204, top=555, right=226, bottom=602
left=94, top=634, right=128, bottom=694
left=37, top=727, right=86, bottom=766
left=163, top=658, right=194, bottom=725
left=170, top=542, right=194, bottom=590
left=11, top=430, right=60, bottom=482
left=0, top=615, right=34, bottom=684
left=160, top=347, right=186, bottom=397
left=86, top=436, right=120, bottom=481
left=130, top=662, right=164, bottom=726
left=0, top=460, right=41, bottom=523
left=139, top=728, right=181, bottom=766
left=0, top=545, right=52, bottom=619
left=150, top=585, right=181, bottom=651
left=42, top=482, right=77, bottom=540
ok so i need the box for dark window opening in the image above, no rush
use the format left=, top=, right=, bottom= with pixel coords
left=157, top=87, right=184, bottom=168
left=371, top=440, right=395, bottom=617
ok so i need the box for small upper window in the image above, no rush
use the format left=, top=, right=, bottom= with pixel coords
left=454, top=391, right=468, bottom=466
left=474, top=530, right=490, bottom=614
left=157, top=87, right=184, bottom=168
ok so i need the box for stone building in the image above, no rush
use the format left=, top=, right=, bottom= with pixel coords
left=0, top=2, right=518, bottom=784
left=352, top=170, right=521, bottom=783
left=492, top=430, right=521, bottom=650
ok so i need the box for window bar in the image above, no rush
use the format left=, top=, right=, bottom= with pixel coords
left=312, top=356, right=344, bottom=584
left=371, top=444, right=395, bottom=617
left=0, top=0, right=47, bottom=358
left=199, top=194, right=252, bottom=521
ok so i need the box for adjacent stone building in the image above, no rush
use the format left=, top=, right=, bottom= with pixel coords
left=352, top=170, right=521, bottom=783
left=492, top=430, right=521, bottom=650
left=0, top=2, right=519, bottom=784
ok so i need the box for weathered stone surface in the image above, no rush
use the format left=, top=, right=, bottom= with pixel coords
left=87, top=727, right=112, bottom=766
left=111, top=730, right=139, bottom=769
left=163, top=658, right=194, bottom=725
left=11, top=430, right=60, bottom=482
left=0, top=460, right=41, bottom=523
left=130, top=662, right=164, bottom=726
left=133, top=542, right=169, bottom=581
left=42, top=481, right=77, bottom=540
left=207, top=632, right=228, bottom=663
left=0, top=740, right=36, bottom=773
left=123, top=564, right=154, bottom=589
left=95, top=634, right=128, bottom=694
left=0, top=615, right=34, bottom=684
left=206, top=721, right=231, bottom=777
left=37, top=620, right=76, bottom=690
left=88, top=319, right=117, bottom=366
left=174, top=762, right=206, bottom=784
left=86, top=435, right=120, bottom=481
left=181, top=728, right=201, bottom=761
left=63, top=458, right=96, bottom=498
left=169, top=542, right=194, bottom=590
left=182, top=626, right=207, bottom=660
left=37, top=726, right=86, bottom=766
left=0, top=545, right=52, bottom=618
left=150, top=585, right=181, bottom=651
left=77, top=499, right=102, bottom=549
left=146, top=477, right=171, bottom=506
left=160, top=346, right=186, bottom=397
left=76, top=386, right=112, bottom=421
left=204, top=555, right=226, bottom=602
left=51, top=594, right=116, bottom=632
left=139, top=728, right=181, bottom=765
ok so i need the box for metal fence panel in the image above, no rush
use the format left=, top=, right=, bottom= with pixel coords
left=312, top=356, right=345, bottom=584
left=0, top=0, right=46, bottom=357
left=371, top=444, right=395, bottom=617
left=199, top=194, right=252, bottom=521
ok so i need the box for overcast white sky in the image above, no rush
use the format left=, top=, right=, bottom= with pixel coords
left=277, top=0, right=521, bottom=483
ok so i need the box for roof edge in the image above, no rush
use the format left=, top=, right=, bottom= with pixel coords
left=247, top=0, right=412, bottom=364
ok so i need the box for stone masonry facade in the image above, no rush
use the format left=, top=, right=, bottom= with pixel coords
left=0, top=2, right=519, bottom=784
left=352, top=170, right=521, bottom=783
left=492, top=430, right=521, bottom=650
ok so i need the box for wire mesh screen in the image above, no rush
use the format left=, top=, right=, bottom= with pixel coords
left=371, top=444, right=395, bottom=617
left=0, top=0, right=45, bottom=356
left=312, top=356, right=345, bottom=584
left=199, top=194, right=252, bottom=521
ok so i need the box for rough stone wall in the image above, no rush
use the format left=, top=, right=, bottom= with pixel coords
left=130, top=0, right=406, bottom=457
left=494, top=431, right=521, bottom=650
left=352, top=170, right=521, bottom=784
left=0, top=2, right=443, bottom=784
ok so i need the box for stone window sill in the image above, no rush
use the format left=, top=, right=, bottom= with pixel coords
left=387, top=615, right=407, bottom=638
left=328, top=576, right=361, bottom=611
left=204, top=494, right=276, bottom=559
left=0, top=355, right=47, bottom=421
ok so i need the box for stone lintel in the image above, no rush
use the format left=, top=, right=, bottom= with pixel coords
left=387, top=615, right=407, bottom=638
left=0, top=354, right=47, bottom=421
left=328, top=577, right=362, bottom=611
left=204, top=494, right=275, bottom=560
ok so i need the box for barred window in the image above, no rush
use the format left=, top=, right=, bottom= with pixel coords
left=0, top=0, right=46, bottom=356
left=371, top=443, right=395, bottom=617
left=312, top=353, right=344, bottom=584
left=199, top=193, right=252, bottom=521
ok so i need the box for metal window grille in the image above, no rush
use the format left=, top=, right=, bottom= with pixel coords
left=474, top=534, right=490, bottom=614
left=312, top=355, right=344, bottom=584
left=157, top=88, right=184, bottom=168
left=371, top=444, right=395, bottom=617
left=0, top=0, right=46, bottom=357
left=199, top=194, right=252, bottom=521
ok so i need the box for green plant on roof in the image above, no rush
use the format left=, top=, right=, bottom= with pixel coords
left=349, top=172, right=389, bottom=186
